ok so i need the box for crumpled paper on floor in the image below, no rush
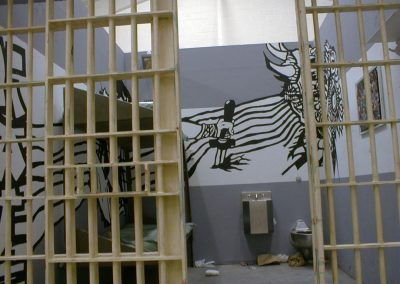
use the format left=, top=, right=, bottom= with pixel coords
left=257, top=254, right=288, bottom=266
left=194, top=259, right=215, bottom=268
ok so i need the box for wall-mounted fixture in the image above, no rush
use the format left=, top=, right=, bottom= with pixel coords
left=242, top=191, right=273, bottom=234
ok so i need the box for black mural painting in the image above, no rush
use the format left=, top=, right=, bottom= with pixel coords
left=0, top=37, right=132, bottom=283
left=183, top=41, right=343, bottom=177
left=209, top=100, right=236, bottom=168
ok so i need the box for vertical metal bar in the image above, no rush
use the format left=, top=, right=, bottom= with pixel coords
left=4, top=1, right=13, bottom=283
left=152, top=12, right=162, bottom=194
left=130, top=0, right=142, bottom=196
left=26, top=0, right=34, bottom=282
left=133, top=197, right=145, bottom=284
left=171, top=0, right=187, bottom=279
left=45, top=0, right=56, bottom=283
left=108, top=1, right=122, bottom=283
left=130, top=3, right=145, bottom=280
left=310, top=1, right=339, bottom=282
left=151, top=6, right=167, bottom=282
left=295, top=1, right=326, bottom=283
left=64, top=0, right=77, bottom=283
left=332, top=0, right=363, bottom=282
left=86, top=1, right=99, bottom=284
left=354, top=1, right=386, bottom=283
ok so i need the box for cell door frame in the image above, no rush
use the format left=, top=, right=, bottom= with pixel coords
left=296, top=1, right=400, bottom=284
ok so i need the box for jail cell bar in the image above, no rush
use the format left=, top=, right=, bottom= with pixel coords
left=296, top=1, right=400, bottom=284
left=34, top=0, right=188, bottom=284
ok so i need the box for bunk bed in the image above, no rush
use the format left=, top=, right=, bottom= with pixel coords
left=71, top=86, right=193, bottom=261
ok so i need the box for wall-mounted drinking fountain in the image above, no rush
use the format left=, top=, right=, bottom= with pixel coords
left=242, top=191, right=273, bottom=234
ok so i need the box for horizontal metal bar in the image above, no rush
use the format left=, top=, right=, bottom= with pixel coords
left=0, top=196, right=45, bottom=201
left=320, top=180, right=400, bottom=189
left=306, top=3, right=400, bottom=13
left=48, top=68, right=175, bottom=84
left=325, top=241, right=400, bottom=251
left=46, top=129, right=177, bottom=140
left=48, top=254, right=182, bottom=263
left=316, top=119, right=400, bottom=127
left=46, top=159, right=178, bottom=170
left=0, top=26, right=45, bottom=36
left=0, top=255, right=46, bottom=261
left=311, top=59, right=400, bottom=68
left=0, top=81, right=45, bottom=89
left=48, top=11, right=173, bottom=31
left=47, top=192, right=180, bottom=201
left=0, top=137, right=45, bottom=144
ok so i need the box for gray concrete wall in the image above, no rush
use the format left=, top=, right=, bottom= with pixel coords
left=189, top=182, right=311, bottom=264
left=179, top=44, right=283, bottom=109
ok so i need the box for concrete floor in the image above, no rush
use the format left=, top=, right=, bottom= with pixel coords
left=188, top=264, right=355, bottom=284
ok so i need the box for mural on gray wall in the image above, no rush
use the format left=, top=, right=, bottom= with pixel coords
left=208, top=99, right=237, bottom=169
left=183, top=41, right=343, bottom=177
left=0, top=36, right=131, bottom=283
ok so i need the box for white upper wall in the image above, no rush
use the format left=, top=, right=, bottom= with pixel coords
left=179, top=0, right=325, bottom=48
left=109, top=0, right=331, bottom=52
left=179, top=0, right=302, bottom=48
left=178, top=0, right=219, bottom=49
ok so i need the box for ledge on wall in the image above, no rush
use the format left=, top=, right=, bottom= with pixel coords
left=73, top=88, right=154, bottom=149
left=368, top=10, right=400, bottom=44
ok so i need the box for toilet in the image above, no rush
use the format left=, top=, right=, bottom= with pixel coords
left=289, top=220, right=313, bottom=261
left=290, top=230, right=313, bottom=261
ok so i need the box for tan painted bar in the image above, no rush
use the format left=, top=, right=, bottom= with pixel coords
left=4, top=1, right=14, bottom=283
left=86, top=1, right=100, bottom=283
left=45, top=0, right=56, bottom=282
left=0, top=26, right=45, bottom=36
left=48, top=11, right=173, bottom=31
left=151, top=2, right=168, bottom=281
left=306, top=2, right=400, bottom=13
left=325, top=242, right=400, bottom=250
left=129, top=2, right=146, bottom=279
left=311, top=59, right=400, bottom=68
left=296, top=0, right=326, bottom=283
left=311, top=1, right=339, bottom=282
left=64, top=1, right=78, bottom=283
left=106, top=1, right=123, bottom=284
left=26, top=0, right=34, bottom=283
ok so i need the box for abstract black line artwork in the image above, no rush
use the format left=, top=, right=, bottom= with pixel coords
left=183, top=41, right=343, bottom=177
